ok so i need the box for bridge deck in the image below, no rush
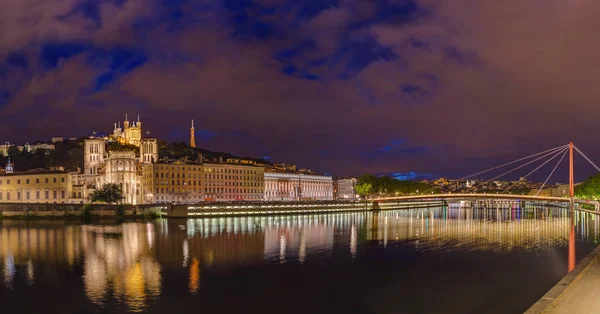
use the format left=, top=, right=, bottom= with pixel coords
left=373, top=193, right=597, bottom=204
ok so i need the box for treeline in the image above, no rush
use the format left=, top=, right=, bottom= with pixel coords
left=356, top=174, right=438, bottom=197
left=575, top=174, right=600, bottom=199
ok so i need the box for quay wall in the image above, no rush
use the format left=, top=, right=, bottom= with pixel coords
left=0, top=200, right=446, bottom=219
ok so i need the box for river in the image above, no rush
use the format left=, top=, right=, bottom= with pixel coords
left=1, top=204, right=598, bottom=313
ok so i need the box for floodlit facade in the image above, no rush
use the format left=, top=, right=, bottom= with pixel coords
left=142, top=159, right=204, bottom=204
left=84, top=137, right=152, bottom=204
left=203, top=162, right=264, bottom=201
left=96, top=151, right=142, bottom=204
left=142, top=158, right=265, bottom=203
left=264, top=171, right=333, bottom=201
left=0, top=168, right=81, bottom=203
left=110, top=114, right=143, bottom=147
left=333, top=178, right=357, bottom=200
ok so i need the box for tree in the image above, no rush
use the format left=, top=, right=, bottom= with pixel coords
left=575, top=174, right=600, bottom=199
left=355, top=182, right=373, bottom=197
left=91, top=183, right=125, bottom=204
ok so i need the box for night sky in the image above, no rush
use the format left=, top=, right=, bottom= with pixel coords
left=1, top=0, right=599, bottom=181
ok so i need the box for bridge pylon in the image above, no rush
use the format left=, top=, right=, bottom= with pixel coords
left=569, top=142, right=574, bottom=210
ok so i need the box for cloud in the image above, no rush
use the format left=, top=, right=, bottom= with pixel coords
left=2, top=0, right=600, bottom=180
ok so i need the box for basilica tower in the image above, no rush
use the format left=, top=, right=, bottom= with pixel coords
left=190, top=119, right=196, bottom=148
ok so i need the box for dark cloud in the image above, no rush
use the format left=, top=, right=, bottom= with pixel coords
left=1, top=0, right=600, bottom=181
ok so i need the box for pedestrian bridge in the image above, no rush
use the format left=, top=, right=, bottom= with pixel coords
left=372, top=193, right=600, bottom=211
left=373, top=193, right=570, bottom=203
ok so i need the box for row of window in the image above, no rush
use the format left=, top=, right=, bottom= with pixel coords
left=153, top=195, right=262, bottom=201
left=153, top=172, right=262, bottom=181
left=154, top=187, right=262, bottom=194
left=0, top=190, right=65, bottom=200
left=152, top=166, right=260, bottom=175
left=0, top=177, right=65, bottom=185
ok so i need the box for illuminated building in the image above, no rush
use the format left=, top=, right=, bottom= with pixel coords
left=202, top=161, right=264, bottom=201
left=84, top=138, right=154, bottom=204
left=142, top=158, right=204, bottom=203
left=142, top=157, right=265, bottom=203
left=333, top=178, right=357, bottom=200
left=96, top=151, right=142, bottom=204
left=140, top=138, right=158, bottom=164
left=264, top=168, right=333, bottom=201
left=0, top=167, right=80, bottom=203
left=110, top=114, right=143, bottom=147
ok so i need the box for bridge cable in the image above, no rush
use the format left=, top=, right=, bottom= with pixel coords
left=522, top=146, right=569, bottom=179
left=536, top=148, right=569, bottom=196
left=486, top=147, right=569, bottom=182
left=501, top=146, right=568, bottom=194
left=573, top=145, right=600, bottom=172
left=459, top=144, right=568, bottom=180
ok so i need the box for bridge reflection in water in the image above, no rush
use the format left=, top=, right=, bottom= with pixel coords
left=0, top=205, right=598, bottom=313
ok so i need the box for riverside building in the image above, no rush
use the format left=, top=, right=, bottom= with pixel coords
left=333, top=177, right=358, bottom=200
left=264, top=164, right=333, bottom=201
left=83, top=134, right=158, bottom=204
left=142, top=156, right=264, bottom=203
left=0, top=166, right=83, bottom=203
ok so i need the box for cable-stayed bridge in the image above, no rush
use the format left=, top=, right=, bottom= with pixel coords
left=373, top=142, right=600, bottom=210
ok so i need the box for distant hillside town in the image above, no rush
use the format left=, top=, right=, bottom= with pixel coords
left=0, top=115, right=359, bottom=204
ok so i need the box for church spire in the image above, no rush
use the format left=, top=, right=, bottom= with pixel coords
left=190, top=119, right=196, bottom=148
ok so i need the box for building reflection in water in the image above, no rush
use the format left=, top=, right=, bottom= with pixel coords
left=0, top=205, right=598, bottom=307
left=81, top=224, right=162, bottom=312
left=189, top=258, right=200, bottom=294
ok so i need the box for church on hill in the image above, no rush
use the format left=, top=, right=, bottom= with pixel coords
left=110, top=114, right=142, bottom=147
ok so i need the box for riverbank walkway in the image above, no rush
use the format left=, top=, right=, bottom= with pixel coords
left=527, top=245, right=600, bottom=313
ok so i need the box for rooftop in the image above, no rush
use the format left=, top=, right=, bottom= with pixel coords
left=0, top=168, right=68, bottom=177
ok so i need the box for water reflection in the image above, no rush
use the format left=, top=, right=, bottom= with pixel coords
left=81, top=224, right=162, bottom=312
left=0, top=205, right=599, bottom=313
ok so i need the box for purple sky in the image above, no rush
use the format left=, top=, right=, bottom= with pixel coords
left=1, top=0, right=600, bottom=181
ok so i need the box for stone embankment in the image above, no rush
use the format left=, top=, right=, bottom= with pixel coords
left=0, top=200, right=446, bottom=219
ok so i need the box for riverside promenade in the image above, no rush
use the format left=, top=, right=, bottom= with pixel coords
left=526, top=239, right=600, bottom=313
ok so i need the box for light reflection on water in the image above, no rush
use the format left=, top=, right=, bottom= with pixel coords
left=0, top=204, right=598, bottom=313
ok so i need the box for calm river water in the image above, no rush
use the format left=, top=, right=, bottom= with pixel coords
left=1, top=204, right=599, bottom=314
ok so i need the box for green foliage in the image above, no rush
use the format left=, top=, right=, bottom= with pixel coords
left=575, top=174, right=600, bottom=199
left=355, top=182, right=373, bottom=197
left=91, top=183, right=125, bottom=204
left=356, top=174, right=437, bottom=197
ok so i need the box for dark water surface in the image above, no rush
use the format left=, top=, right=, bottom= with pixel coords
left=1, top=205, right=599, bottom=314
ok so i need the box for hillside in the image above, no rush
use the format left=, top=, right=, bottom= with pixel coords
left=0, top=139, right=270, bottom=173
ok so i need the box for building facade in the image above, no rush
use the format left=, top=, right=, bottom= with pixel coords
left=203, top=162, right=264, bottom=201
left=110, top=114, right=142, bottom=147
left=83, top=137, right=152, bottom=204
left=96, top=151, right=142, bottom=204
left=264, top=171, right=333, bottom=201
left=142, top=159, right=204, bottom=204
left=333, top=178, right=357, bottom=200
left=142, top=159, right=264, bottom=203
left=0, top=168, right=81, bottom=203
